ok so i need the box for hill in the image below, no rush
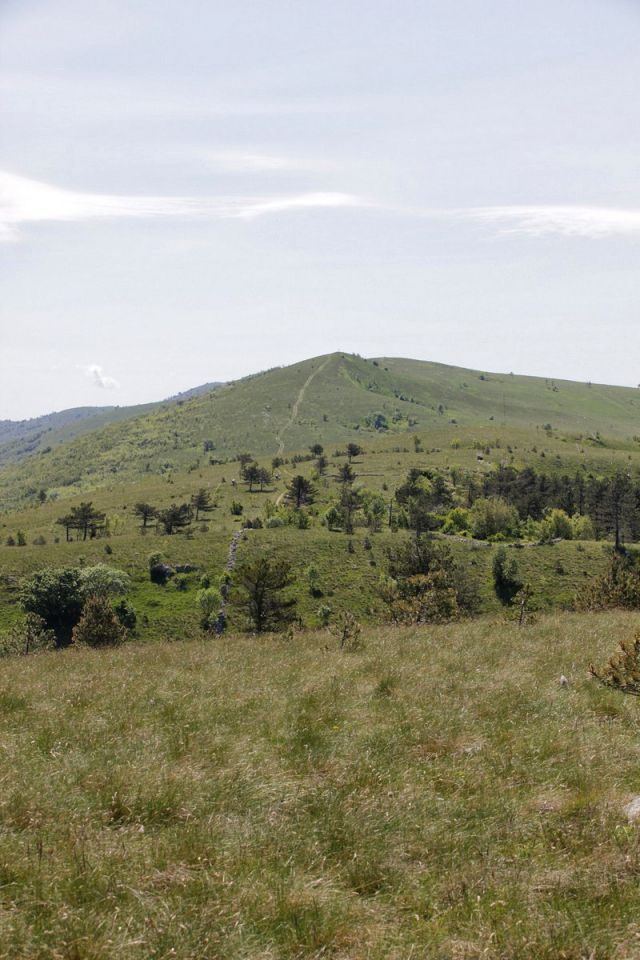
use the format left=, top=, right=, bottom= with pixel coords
left=2, top=352, right=640, bottom=509
left=0, top=381, right=221, bottom=474
left=1, top=611, right=639, bottom=957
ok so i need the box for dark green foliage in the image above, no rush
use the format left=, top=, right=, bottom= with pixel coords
left=114, top=599, right=137, bottom=632
left=20, top=568, right=85, bottom=647
left=191, top=488, right=214, bottom=521
left=395, top=469, right=453, bottom=535
left=72, top=596, right=127, bottom=648
left=230, top=500, right=243, bottom=516
left=233, top=556, right=297, bottom=633
left=242, top=462, right=261, bottom=491
left=133, top=502, right=157, bottom=527
left=492, top=547, right=523, bottom=606
left=287, top=475, right=316, bottom=508
left=346, top=442, right=362, bottom=462
left=56, top=502, right=106, bottom=541
left=157, top=503, right=192, bottom=534
left=338, top=463, right=355, bottom=485
left=384, top=536, right=474, bottom=622
left=339, top=485, right=363, bottom=535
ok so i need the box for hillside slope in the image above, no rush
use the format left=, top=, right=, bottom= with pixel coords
left=0, top=381, right=221, bottom=472
left=1, top=351, right=639, bottom=508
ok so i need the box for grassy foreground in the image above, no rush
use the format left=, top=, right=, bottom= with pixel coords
left=2, top=613, right=640, bottom=958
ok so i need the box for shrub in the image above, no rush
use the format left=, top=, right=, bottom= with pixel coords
left=79, top=564, right=130, bottom=598
left=442, top=506, right=471, bottom=535
left=470, top=498, right=520, bottom=540
left=20, top=567, right=85, bottom=647
left=330, top=611, right=363, bottom=651
left=306, top=564, right=322, bottom=597
left=577, top=553, right=640, bottom=611
left=230, top=501, right=243, bottom=516
left=492, top=547, right=523, bottom=606
left=539, top=508, right=573, bottom=542
left=72, top=596, right=127, bottom=647
left=316, top=604, right=332, bottom=627
left=572, top=514, right=596, bottom=541
left=197, top=587, right=222, bottom=630
left=0, top=614, right=56, bottom=657
left=590, top=630, right=640, bottom=695
left=174, top=574, right=189, bottom=591
left=385, top=536, right=477, bottom=618
left=150, top=563, right=174, bottom=585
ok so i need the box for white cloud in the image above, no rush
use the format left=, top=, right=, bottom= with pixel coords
left=462, top=205, right=640, bottom=238
left=84, top=364, right=120, bottom=390
left=0, top=170, right=370, bottom=240
left=205, top=151, right=324, bottom=173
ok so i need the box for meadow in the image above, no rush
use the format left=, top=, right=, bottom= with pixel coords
left=0, top=611, right=639, bottom=958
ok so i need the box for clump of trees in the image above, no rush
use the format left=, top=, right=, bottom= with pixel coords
left=241, top=462, right=272, bottom=492
left=157, top=503, right=192, bottom=535
left=381, top=537, right=476, bottom=624
left=19, top=564, right=133, bottom=648
left=56, top=502, right=106, bottom=541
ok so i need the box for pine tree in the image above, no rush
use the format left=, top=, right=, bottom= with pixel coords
left=72, top=596, right=127, bottom=647
left=233, top=556, right=297, bottom=632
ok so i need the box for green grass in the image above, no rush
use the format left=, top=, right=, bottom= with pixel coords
left=1, top=611, right=640, bottom=957
left=3, top=351, right=640, bottom=509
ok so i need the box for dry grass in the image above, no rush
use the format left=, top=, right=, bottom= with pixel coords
left=1, top=611, right=640, bottom=957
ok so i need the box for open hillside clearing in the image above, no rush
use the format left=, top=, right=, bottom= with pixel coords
left=1, top=611, right=640, bottom=958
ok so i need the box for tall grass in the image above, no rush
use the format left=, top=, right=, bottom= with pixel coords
left=0, top=611, right=639, bottom=956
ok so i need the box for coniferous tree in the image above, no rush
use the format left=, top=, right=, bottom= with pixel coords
left=157, top=503, right=192, bottom=535
left=287, top=474, right=316, bottom=508
left=191, top=488, right=214, bottom=521
left=133, top=502, right=158, bottom=528
left=233, top=556, right=297, bottom=632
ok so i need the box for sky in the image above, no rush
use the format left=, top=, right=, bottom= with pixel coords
left=1, top=0, right=640, bottom=419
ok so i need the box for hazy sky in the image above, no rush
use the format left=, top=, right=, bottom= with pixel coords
left=2, top=0, right=640, bottom=419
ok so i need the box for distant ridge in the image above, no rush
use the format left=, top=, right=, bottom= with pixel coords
left=0, top=381, right=222, bottom=470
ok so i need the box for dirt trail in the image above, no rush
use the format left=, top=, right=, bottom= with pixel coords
left=275, top=357, right=331, bottom=458
left=274, top=357, right=331, bottom=505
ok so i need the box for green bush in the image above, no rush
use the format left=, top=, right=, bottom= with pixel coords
left=72, top=596, right=127, bottom=648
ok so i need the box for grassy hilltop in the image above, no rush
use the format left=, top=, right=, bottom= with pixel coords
left=2, top=352, right=640, bottom=508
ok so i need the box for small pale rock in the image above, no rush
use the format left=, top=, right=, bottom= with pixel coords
left=624, top=797, right=640, bottom=821
left=559, top=675, right=569, bottom=688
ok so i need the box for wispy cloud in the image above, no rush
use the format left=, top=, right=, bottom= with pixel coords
left=461, top=205, right=640, bottom=238
left=84, top=364, right=120, bottom=390
left=0, top=170, right=370, bottom=240
left=204, top=151, right=327, bottom=173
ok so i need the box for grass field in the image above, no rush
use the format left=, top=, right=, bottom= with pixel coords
left=0, top=611, right=639, bottom=958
